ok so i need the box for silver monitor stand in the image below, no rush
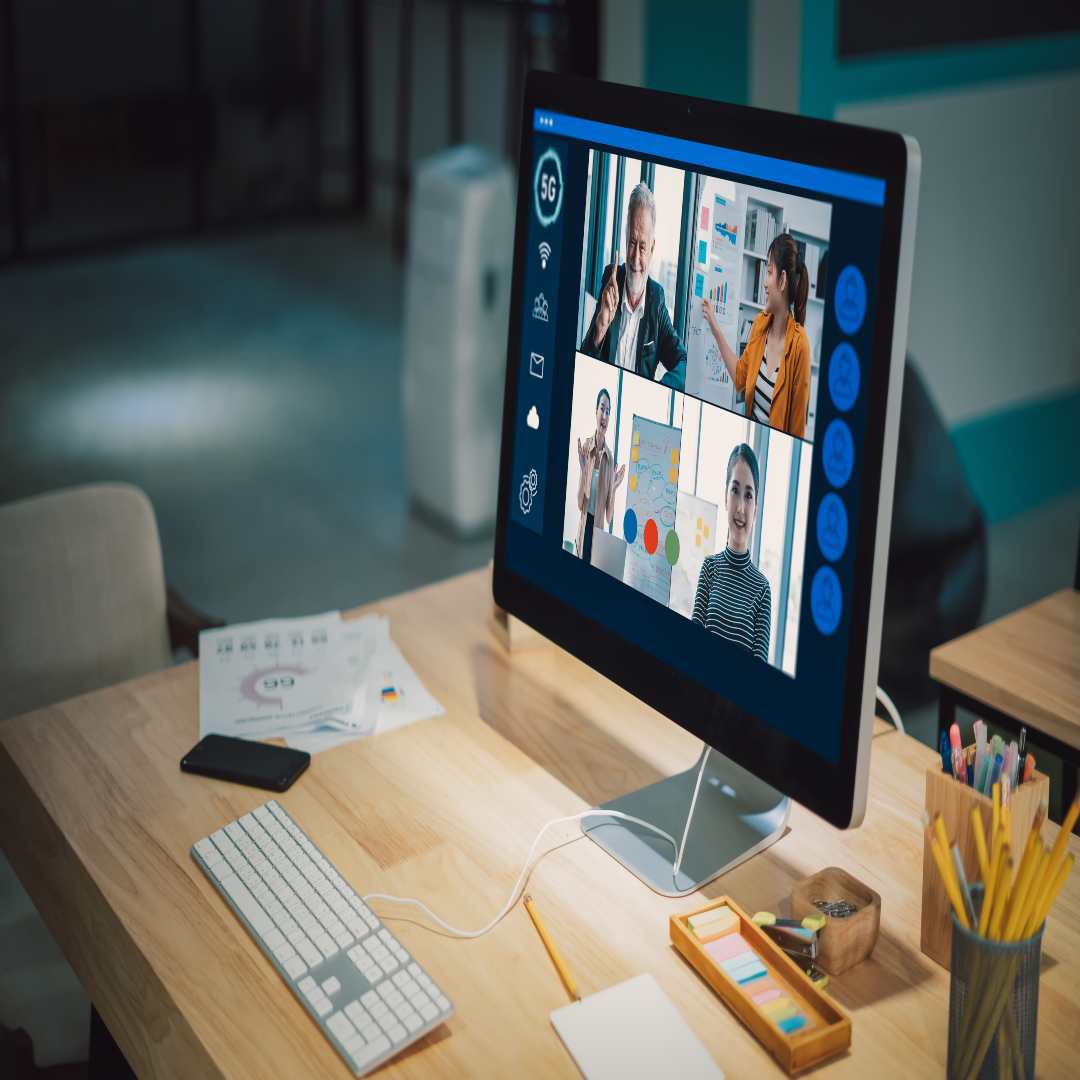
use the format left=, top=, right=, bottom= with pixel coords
left=582, top=744, right=790, bottom=896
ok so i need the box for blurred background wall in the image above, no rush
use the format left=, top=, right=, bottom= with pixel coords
left=1, top=0, right=1077, bottom=741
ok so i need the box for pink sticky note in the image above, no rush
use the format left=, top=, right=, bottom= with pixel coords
left=705, top=934, right=751, bottom=964
left=753, top=987, right=782, bottom=1005
left=699, top=205, right=710, bottom=231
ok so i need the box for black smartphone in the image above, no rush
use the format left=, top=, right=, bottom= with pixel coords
left=180, top=734, right=310, bottom=792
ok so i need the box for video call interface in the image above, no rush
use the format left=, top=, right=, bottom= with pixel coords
left=506, top=110, right=888, bottom=763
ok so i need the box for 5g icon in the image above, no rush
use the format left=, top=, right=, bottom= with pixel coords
left=533, top=147, right=563, bottom=228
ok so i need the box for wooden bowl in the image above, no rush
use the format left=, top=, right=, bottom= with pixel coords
left=791, top=867, right=881, bottom=975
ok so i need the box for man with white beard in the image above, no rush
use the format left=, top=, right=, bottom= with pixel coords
left=580, top=181, right=686, bottom=388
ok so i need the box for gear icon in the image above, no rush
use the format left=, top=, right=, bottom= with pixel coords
left=518, top=468, right=539, bottom=515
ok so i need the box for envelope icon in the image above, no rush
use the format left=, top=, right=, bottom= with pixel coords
left=529, top=352, right=545, bottom=379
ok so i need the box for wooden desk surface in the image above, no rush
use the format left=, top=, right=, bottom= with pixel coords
left=2, top=570, right=1078, bottom=1079
left=930, top=588, right=1080, bottom=750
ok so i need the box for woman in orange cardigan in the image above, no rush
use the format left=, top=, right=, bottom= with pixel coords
left=702, top=232, right=811, bottom=439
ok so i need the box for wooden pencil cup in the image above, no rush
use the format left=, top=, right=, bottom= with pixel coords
left=921, top=751, right=1049, bottom=970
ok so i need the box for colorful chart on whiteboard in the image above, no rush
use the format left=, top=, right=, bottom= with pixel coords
left=622, top=416, right=682, bottom=606
left=686, top=179, right=744, bottom=411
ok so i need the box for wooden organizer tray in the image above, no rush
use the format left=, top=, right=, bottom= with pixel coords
left=670, top=896, right=851, bottom=1075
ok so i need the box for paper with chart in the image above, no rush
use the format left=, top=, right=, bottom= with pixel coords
left=285, top=617, right=445, bottom=754
left=623, top=416, right=681, bottom=606
left=199, top=612, right=358, bottom=739
left=686, top=179, right=743, bottom=411
left=668, top=492, right=719, bottom=619
left=199, top=612, right=443, bottom=749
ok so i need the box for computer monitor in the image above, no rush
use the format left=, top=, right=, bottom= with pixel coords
left=493, top=72, right=919, bottom=895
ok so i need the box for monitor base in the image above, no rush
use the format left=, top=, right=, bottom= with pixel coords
left=582, top=746, right=790, bottom=896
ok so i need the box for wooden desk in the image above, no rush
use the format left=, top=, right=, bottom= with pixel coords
left=931, top=588, right=1080, bottom=812
left=2, top=570, right=1078, bottom=1078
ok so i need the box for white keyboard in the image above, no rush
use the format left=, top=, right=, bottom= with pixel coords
left=191, top=800, right=453, bottom=1075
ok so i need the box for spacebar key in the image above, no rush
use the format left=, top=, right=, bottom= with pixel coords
left=221, top=876, right=273, bottom=936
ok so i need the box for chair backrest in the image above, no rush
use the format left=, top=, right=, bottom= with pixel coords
left=0, top=483, right=172, bottom=721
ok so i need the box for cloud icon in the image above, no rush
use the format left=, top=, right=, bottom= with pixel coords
left=526, top=406, right=540, bottom=430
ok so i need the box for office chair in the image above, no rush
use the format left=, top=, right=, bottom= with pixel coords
left=0, top=484, right=221, bottom=1070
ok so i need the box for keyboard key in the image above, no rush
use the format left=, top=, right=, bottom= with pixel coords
left=387, top=1023, right=407, bottom=1044
left=360, top=1021, right=380, bottom=1041
left=402, top=1013, right=422, bottom=1033
left=419, top=1002, right=438, bottom=1022
left=369, top=1001, right=389, bottom=1020
left=314, top=997, right=332, bottom=1018
left=265, top=929, right=285, bottom=950
left=297, top=976, right=316, bottom=997
left=434, top=995, right=450, bottom=1012
left=343, top=1034, right=366, bottom=1055
left=282, top=955, right=306, bottom=980
left=368, top=1035, right=391, bottom=1057
left=362, top=990, right=381, bottom=1008
left=327, top=1012, right=355, bottom=1041
left=344, top=1001, right=365, bottom=1025
left=321, top=976, right=341, bottom=996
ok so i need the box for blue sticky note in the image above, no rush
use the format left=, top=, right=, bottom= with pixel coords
left=737, top=966, right=768, bottom=985
left=778, top=1015, right=807, bottom=1034
left=694, top=272, right=704, bottom=298
left=698, top=239, right=707, bottom=264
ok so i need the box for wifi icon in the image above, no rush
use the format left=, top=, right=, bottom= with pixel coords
left=538, top=241, right=552, bottom=270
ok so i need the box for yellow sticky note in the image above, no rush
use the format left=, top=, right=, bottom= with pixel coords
left=696, top=517, right=702, bottom=530
left=669, top=467, right=677, bottom=483
left=629, top=474, right=637, bottom=491
left=672, top=449, right=680, bottom=464
left=631, top=447, right=639, bottom=462
left=632, top=431, right=640, bottom=445
left=704, top=525, right=710, bottom=538
left=695, top=535, right=701, bottom=547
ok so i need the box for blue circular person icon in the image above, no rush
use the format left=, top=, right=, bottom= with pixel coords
left=834, top=265, right=866, bottom=336
left=822, top=419, right=854, bottom=489
left=828, top=343, right=860, bottom=412
left=816, top=493, right=848, bottom=562
left=811, top=566, right=842, bottom=636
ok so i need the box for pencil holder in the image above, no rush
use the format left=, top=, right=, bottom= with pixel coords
left=947, top=891, right=1042, bottom=1080
left=921, top=749, right=1049, bottom=969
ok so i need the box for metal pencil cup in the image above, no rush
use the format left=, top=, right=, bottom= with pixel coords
left=947, top=889, right=1043, bottom=1080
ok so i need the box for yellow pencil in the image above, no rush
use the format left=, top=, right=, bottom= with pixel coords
left=980, top=827, right=1005, bottom=936
left=971, top=806, right=990, bottom=886
left=1003, top=832, right=1039, bottom=940
left=929, top=834, right=970, bottom=929
left=523, top=894, right=580, bottom=1002
left=1047, top=795, right=1080, bottom=873
left=1007, top=844, right=1045, bottom=941
left=931, top=816, right=970, bottom=929
left=988, top=849, right=1012, bottom=939
left=1027, top=854, right=1073, bottom=937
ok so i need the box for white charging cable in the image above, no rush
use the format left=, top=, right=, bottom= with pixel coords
left=363, top=809, right=679, bottom=939
left=876, top=684, right=905, bottom=735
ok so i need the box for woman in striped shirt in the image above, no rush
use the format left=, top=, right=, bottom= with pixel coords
left=691, top=443, right=772, bottom=662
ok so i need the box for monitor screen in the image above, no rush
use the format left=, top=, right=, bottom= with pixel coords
left=499, top=89, right=906, bottom=783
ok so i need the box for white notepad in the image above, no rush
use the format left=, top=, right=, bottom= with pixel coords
left=550, top=974, right=724, bottom=1080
